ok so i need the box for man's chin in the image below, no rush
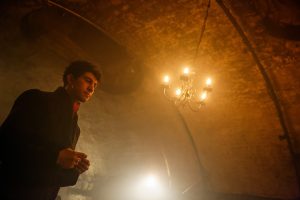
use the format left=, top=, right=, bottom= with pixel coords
left=79, top=97, right=89, bottom=103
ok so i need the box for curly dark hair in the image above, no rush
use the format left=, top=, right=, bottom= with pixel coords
left=63, top=60, right=101, bottom=86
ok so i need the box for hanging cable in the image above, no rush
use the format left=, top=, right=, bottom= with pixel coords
left=193, top=0, right=211, bottom=64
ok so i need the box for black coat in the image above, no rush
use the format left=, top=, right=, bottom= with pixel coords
left=0, top=87, right=81, bottom=198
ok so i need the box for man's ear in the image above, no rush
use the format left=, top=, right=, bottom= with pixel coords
left=66, top=74, right=75, bottom=86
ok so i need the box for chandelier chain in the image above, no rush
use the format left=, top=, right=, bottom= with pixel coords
left=193, top=0, right=211, bottom=65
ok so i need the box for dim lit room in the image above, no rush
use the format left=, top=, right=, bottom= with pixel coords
left=0, top=0, right=300, bottom=200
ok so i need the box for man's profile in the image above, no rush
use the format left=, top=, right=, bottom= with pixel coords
left=0, top=60, right=101, bottom=200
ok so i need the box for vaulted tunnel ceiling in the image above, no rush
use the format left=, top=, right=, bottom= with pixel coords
left=1, top=0, right=300, bottom=200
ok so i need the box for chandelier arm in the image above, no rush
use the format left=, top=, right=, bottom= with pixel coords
left=175, top=94, right=186, bottom=106
left=188, top=102, right=201, bottom=112
left=163, top=87, right=175, bottom=102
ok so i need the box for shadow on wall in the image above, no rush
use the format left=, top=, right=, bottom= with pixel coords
left=20, top=5, right=144, bottom=94
left=253, top=0, right=300, bottom=40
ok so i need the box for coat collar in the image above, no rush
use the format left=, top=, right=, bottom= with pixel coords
left=54, top=87, right=80, bottom=113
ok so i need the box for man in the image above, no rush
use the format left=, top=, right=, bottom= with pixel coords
left=0, top=60, right=101, bottom=199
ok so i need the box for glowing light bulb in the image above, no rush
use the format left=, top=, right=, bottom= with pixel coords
left=183, top=67, right=190, bottom=75
left=206, top=78, right=212, bottom=87
left=175, top=88, right=182, bottom=96
left=163, top=75, right=170, bottom=84
left=200, top=92, right=207, bottom=101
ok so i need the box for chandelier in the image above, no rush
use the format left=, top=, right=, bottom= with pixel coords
left=160, top=0, right=212, bottom=112
left=161, top=66, right=212, bottom=111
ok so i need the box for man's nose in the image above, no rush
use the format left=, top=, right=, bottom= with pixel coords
left=88, top=85, right=94, bottom=93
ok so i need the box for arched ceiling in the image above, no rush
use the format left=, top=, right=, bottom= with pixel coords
left=1, top=0, right=300, bottom=200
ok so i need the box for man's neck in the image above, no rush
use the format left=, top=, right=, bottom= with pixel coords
left=73, top=101, right=81, bottom=113
left=64, top=86, right=79, bottom=104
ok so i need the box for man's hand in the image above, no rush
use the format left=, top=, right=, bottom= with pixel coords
left=75, top=157, right=90, bottom=174
left=56, top=148, right=87, bottom=169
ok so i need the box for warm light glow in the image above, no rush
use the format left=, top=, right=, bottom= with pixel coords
left=200, top=92, right=207, bottom=101
left=132, top=174, right=166, bottom=199
left=175, top=88, right=182, bottom=96
left=183, top=67, right=190, bottom=75
left=163, top=75, right=170, bottom=84
left=206, top=78, right=212, bottom=87
left=161, top=66, right=213, bottom=111
left=143, top=175, right=158, bottom=188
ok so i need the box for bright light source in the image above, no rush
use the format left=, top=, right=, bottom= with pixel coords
left=183, top=67, right=190, bottom=75
left=163, top=75, right=170, bottom=84
left=200, top=92, right=207, bottom=101
left=131, top=174, right=168, bottom=200
left=175, top=88, right=182, bottom=96
left=143, top=175, right=158, bottom=188
left=206, top=78, right=212, bottom=87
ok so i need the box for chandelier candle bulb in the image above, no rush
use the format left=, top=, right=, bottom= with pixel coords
left=200, top=91, right=207, bottom=101
left=175, top=88, right=182, bottom=96
left=206, top=78, right=212, bottom=87
left=163, top=75, right=170, bottom=84
left=181, top=67, right=191, bottom=81
left=161, top=66, right=213, bottom=111
left=183, top=67, right=190, bottom=75
left=162, top=75, right=170, bottom=87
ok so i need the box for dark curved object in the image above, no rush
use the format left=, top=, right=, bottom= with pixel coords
left=262, top=18, right=300, bottom=41
left=20, top=7, right=57, bottom=39
left=252, top=0, right=300, bottom=41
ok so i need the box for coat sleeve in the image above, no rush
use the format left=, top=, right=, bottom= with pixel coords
left=0, top=90, right=60, bottom=170
left=0, top=89, right=82, bottom=187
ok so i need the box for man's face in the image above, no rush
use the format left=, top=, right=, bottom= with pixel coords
left=70, top=72, right=98, bottom=102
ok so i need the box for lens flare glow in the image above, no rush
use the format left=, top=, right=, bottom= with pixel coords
left=143, top=175, right=158, bottom=188
left=131, top=174, right=167, bottom=199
